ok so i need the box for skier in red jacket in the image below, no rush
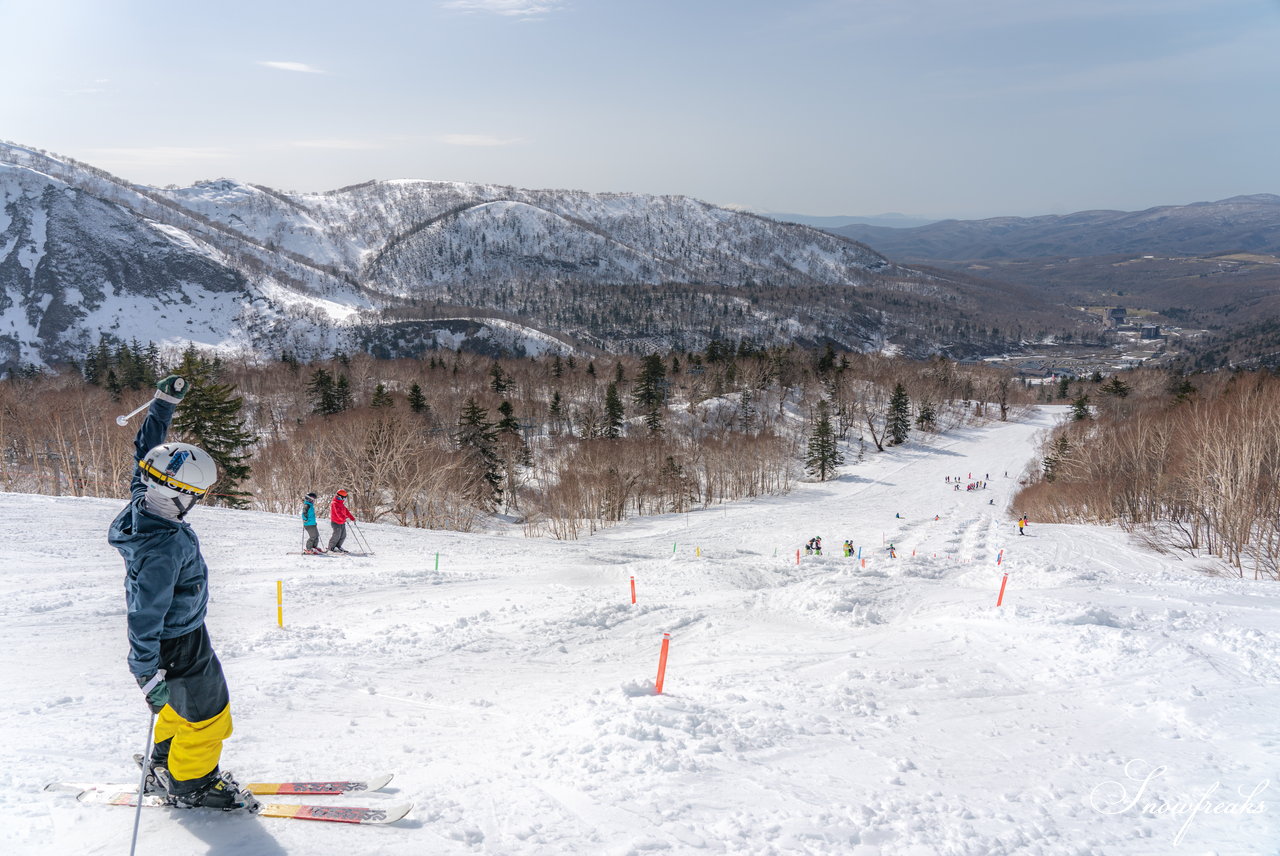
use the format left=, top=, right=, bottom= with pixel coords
left=327, top=489, right=356, bottom=553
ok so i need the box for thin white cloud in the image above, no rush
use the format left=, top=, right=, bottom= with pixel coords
left=288, top=139, right=383, bottom=150
left=258, top=61, right=324, bottom=74
left=439, top=134, right=524, bottom=147
left=441, top=0, right=565, bottom=17
left=62, top=78, right=112, bottom=96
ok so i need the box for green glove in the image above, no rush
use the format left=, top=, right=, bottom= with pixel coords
left=154, top=375, right=188, bottom=403
left=137, top=672, right=170, bottom=714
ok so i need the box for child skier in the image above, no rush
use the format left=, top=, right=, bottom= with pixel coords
left=301, top=492, right=322, bottom=553
left=108, top=375, right=254, bottom=811
left=328, top=489, right=355, bottom=553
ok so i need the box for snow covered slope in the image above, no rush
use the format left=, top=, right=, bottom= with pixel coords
left=4, top=407, right=1277, bottom=854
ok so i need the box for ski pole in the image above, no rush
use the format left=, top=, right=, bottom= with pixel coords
left=116, top=399, right=151, bottom=427
left=354, top=521, right=373, bottom=555
left=130, top=675, right=162, bottom=856
left=350, top=520, right=373, bottom=555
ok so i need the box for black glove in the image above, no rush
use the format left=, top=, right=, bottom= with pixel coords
left=137, top=672, right=170, bottom=714
left=154, top=375, right=188, bottom=403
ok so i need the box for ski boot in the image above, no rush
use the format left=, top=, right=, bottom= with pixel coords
left=133, top=753, right=170, bottom=795
left=170, top=769, right=261, bottom=812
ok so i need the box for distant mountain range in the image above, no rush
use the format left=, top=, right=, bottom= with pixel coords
left=827, top=195, right=1280, bottom=260
left=824, top=194, right=1280, bottom=370
left=765, top=212, right=940, bottom=230
left=0, top=141, right=1085, bottom=368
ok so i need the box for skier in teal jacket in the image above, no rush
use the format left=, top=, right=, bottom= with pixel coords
left=108, top=374, right=253, bottom=811
left=301, top=492, right=321, bottom=553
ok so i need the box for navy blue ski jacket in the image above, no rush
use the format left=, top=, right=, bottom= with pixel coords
left=108, top=397, right=210, bottom=679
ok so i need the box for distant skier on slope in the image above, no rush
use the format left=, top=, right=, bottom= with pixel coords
left=108, top=375, right=252, bottom=810
left=328, top=489, right=355, bottom=553
left=1018, top=515, right=1029, bottom=536
left=301, top=492, right=323, bottom=554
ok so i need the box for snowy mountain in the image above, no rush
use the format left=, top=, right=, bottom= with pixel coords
left=6, top=406, right=1278, bottom=854
left=0, top=142, right=1083, bottom=368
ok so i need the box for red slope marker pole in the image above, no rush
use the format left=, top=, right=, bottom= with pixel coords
left=996, top=573, right=1009, bottom=607
left=655, top=633, right=671, bottom=694
left=630, top=576, right=636, bottom=604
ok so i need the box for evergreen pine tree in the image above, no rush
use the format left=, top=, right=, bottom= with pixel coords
left=105, top=369, right=123, bottom=401
left=489, top=363, right=511, bottom=394
left=455, top=398, right=503, bottom=510
left=1071, top=394, right=1091, bottom=420
left=170, top=347, right=255, bottom=508
left=371, top=383, right=393, bottom=407
left=805, top=400, right=844, bottom=481
left=1099, top=376, right=1131, bottom=398
left=496, top=400, right=521, bottom=434
left=307, top=368, right=338, bottom=415
left=407, top=382, right=427, bottom=414
left=604, top=382, right=625, bottom=439
left=334, top=375, right=354, bottom=411
left=85, top=338, right=112, bottom=386
left=887, top=383, right=911, bottom=445
left=83, top=350, right=101, bottom=386
left=632, top=353, right=667, bottom=435
left=816, top=343, right=837, bottom=375
left=915, top=400, right=937, bottom=432
left=1169, top=375, right=1196, bottom=404
left=549, top=391, right=564, bottom=427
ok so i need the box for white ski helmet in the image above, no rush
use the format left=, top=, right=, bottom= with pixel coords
left=139, top=442, right=217, bottom=504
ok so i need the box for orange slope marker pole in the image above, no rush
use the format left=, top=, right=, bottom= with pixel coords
left=996, top=573, right=1009, bottom=607
left=655, top=633, right=671, bottom=694
left=630, top=576, right=636, bottom=604
left=276, top=580, right=283, bottom=628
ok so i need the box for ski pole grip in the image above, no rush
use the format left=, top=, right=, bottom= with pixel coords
left=139, top=669, right=167, bottom=694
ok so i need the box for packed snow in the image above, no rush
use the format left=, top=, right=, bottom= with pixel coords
left=3, top=407, right=1277, bottom=855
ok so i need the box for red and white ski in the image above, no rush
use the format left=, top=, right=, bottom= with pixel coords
left=48, top=773, right=393, bottom=797
left=46, top=784, right=410, bottom=825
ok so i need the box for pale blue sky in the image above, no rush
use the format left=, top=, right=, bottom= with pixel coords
left=2, top=0, right=1277, bottom=218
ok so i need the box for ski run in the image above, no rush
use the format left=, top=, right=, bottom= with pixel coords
left=3, top=405, right=1278, bottom=854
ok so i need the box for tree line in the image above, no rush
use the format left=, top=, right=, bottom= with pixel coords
left=1013, top=369, right=1280, bottom=579
left=0, top=339, right=1031, bottom=538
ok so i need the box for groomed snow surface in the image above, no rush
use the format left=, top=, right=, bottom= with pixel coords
left=4, top=407, right=1278, bottom=855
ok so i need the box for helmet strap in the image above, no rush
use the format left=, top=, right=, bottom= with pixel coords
left=144, top=490, right=200, bottom=521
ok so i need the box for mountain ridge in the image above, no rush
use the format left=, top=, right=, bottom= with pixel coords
left=0, top=141, right=1088, bottom=368
left=828, top=194, right=1280, bottom=260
